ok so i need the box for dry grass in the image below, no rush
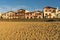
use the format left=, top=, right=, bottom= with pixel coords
left=0, top=22, right=60, bottom=40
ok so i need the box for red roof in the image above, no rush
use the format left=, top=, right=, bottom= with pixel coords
left=44, top=6, right=57, bottom=9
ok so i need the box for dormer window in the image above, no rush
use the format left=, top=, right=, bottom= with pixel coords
left=53, top=10, right=56, bottom=12
left=38, top=13, right=41, bottom=15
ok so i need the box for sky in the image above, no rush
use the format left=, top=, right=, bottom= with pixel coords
left=0, top=0, right=60, bottom=13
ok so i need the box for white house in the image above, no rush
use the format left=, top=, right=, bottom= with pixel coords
left=44, top=6, right=58, bottom=18
left=57, top=10, right=60, bottom=18
left=32, top=11, right=43, bottom=19
left=2, top=11, right=16, bottom=19
left=0, top=12, right=3, bottom=18
left=25, top=10, right=32, bottom=19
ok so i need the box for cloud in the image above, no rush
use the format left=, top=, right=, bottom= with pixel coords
left=0, top=5, right=30, bottom=13
left=0, top=5, right=43, bottom=13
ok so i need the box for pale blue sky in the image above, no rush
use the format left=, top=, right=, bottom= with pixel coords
left=0, top=0, right=59, bottom=13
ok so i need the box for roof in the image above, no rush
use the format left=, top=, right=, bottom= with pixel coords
left=25, top=10, right=30, bottom=13
left=34, top=10, right=43, bottom=13
left=44, top=6, right=57, bottom=9
left=18, top=9, right=25, bottom=11
left=6, top=11, right=15, bottom=13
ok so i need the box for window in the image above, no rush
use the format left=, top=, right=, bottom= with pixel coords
left=53, top=16, right=55, bottom=18
left=30, top=13, right=32, bottom=15
left=35, top=13, right=38, bottom=16
left=26, top=13, right=29, bottom=15
left=34, top=16, right=37, bottom=17
left=31, top=17, right=32, bottom=19
left=39, top=17, right=41, bottom=18
left=49, top=13, right=51, bottom=16
left=18, top=12, right=20, bottom=13
left=53, top=10, right=55, bottom=12
left=38, top=13, right=41, bottom=15
left=45, top=10, right=47, bottom=12
left=49, top=10, right=51, bottom=12
left=45, top=13, right=47, bottom=15
left=12, top=15, right=14, bottom=16
left=27, top=17, right=29, bottom=19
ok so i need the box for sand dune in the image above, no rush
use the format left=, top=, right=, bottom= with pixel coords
left=0, top=22, right=60, bottom=40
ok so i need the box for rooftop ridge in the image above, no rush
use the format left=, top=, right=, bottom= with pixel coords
left=44, top=6, right=57, bottom=9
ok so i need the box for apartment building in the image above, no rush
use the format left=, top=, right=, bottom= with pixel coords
left=1, top=6, right=60, bottom=19
left=32, top=11, right=43, bottom=19
left=44, top=6, right=58, bottom=18
left=0, top=12, right=2, bottom=19
left=2, top=11, right=16, bottom=19
left=25, top=10, right=32, bottom=19
left=57, top=10, right=60, bottom=18
left=16, top=9, right=25, bottom=19
left=25, top=10, right=43, bottom=19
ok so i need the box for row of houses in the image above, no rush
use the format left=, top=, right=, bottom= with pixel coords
left=0, top=6, right=60, bottom=19
left=0, top=9, right=43, bottom=19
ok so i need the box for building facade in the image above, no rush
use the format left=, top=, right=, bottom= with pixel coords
left=2, top=11, right=17, bottom=19
left=32, top=11, right=43, bottom=19
left=57, top=10, right=60, bottom=18
left=1, top=6, right=60, bottom=19
left=25, top=10, right=32, bottom=19
left=25, top=10, right=43, bottom=19
left=16, top=9, right=25, bottom=19
left=44, top=6, right=58, bottom=18
left=0, top=12, right=3, bottom=19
